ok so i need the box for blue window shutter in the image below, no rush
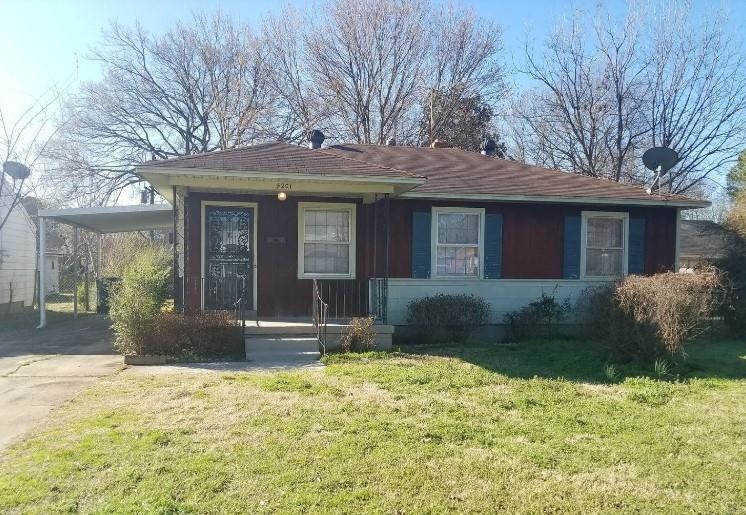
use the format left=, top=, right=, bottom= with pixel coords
left=628, top=217, right=645, bottom=275
left=411, top=211, right=431, bottom=278
left=563, top=215, right=581, bottom=279
left=483, top=213, right=503, bottom=279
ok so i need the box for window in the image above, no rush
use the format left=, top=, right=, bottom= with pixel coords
left=432, top=207, right=484, bottom=278
left=582, top=212, right=628, bottom=278
left=298, top=203, right=356, bottom=278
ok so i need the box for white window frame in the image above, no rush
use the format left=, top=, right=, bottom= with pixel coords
left=431, top=206, right=485, bottom=279
left=297, top=202, right=357, bottom=279
left=580, top=211, right=629, bottom=280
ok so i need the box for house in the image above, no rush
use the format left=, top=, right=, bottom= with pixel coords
left=0, top=188, right=37, bottom=313
left=678, top=219, right=728, bottom=271
left=136, top=135, right=707, bottom=335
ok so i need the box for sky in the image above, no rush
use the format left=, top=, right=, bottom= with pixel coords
left=1, top=0, right=742, bottom=119
left=0, top=0, right=628, bottom=119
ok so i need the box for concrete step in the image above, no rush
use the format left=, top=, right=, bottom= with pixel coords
left=245, top=336, right=321, bottom=362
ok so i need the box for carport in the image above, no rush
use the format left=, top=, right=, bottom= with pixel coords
left=36, top=204, right=173, bottom=328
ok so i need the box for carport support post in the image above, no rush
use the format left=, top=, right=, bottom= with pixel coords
left=73, top=226, right=79, bottom=319
left=37, top=216, right=47, bottom=329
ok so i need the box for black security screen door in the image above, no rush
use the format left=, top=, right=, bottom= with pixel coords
left=204, top=206, right=254, bottom=311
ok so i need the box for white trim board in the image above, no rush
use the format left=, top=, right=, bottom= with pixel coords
left=297, top=201, right=357, bottom=279
left=400, top=191, right=708, bottom=209
left=200, top=200, right=259, bottom=311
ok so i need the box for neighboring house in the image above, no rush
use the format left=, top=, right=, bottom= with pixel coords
left=136, top=138, right=707, bottom=327
left=678, top=219, right=728, bottom=271
left=0, top=189, right=36, bottom=313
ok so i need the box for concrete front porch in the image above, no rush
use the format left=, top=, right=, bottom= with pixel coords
left=244, top=318, right=394, bottom=360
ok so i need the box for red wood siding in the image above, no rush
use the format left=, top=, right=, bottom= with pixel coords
left=184, top=192, right=369, bottom=317
left=183, top=192, right=680, bottom=316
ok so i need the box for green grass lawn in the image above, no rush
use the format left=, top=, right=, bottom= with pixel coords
left=1, top=339, right=745, bottom=513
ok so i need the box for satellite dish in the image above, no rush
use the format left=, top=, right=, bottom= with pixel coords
left=2, top=161, right=31, bottom=181
left=642, top=147, right=678, bottom=175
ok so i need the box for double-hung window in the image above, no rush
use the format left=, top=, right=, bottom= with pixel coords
left=298, top=202, right=356, bottom=278
left=432, top=207, right=484, bottom=278
left=581, top=211, right=628, bottom=278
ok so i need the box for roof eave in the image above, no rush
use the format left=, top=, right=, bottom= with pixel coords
left=399, top=191, right=710, bottom=209
left=136, top=165, right=425, bottom=185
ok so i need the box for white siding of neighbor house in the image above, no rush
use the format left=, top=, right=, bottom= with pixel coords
left=0, top=196, right=37, bottom=307
left=386, top=278, right=609, bottom=325
left=44, top=254, right=60, bottom=293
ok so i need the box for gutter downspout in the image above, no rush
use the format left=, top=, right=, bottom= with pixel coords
left=37, top=216, right=46, bottom=328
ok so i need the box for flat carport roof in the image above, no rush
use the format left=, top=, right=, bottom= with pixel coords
left=37, top=204, right=173, bottom=233
left=36, top=204, right=173, bottom=328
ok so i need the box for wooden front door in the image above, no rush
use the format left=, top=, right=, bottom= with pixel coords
left=204, top=206, right=254, bottom=311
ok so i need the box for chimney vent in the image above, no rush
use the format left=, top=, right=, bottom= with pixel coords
left=307, top=129, right=325, bottom=149
left=431, top=139, right=448, bottom=148
left=386, top=138, right=396, bottom=146
left=480, top=137, right=497, bottom=156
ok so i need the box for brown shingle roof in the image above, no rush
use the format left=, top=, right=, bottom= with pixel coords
left=141, top=141, right=706, bottom=206
left=324, top=144, right=703, bottom=205
left=141, top=141, right=422, bottom=181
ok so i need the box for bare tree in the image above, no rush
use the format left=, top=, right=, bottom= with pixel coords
left=646, top=8, right=746, bottom=194
left=423, top=4, right=505, bottom=146
left=512, top=3, right=746, bottom=194
left=47, top=12, right=275, bottom=204
left=513, top=11, right=647, bottom=182
left=0, top=89, right=64, bottom=231
left=262, top=7, right=330, bottom=143
left=265, top=0, right=506, bottom=147
left=305, top=0, right=430, bottom=144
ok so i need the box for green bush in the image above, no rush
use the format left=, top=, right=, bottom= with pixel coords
left=717, top=226, right=746, bottom=336
left=406, top=294, right=490, bottom=343
left=583, top=271, right=725, bottom=361
left=109, top=247, right=172, bottom=356
left=503, top=291, right=571, bottom=341
left=339, top=316, right=377, bottom=353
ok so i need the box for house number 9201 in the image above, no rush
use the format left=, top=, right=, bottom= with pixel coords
left=276, top=183, right=292, bottom=190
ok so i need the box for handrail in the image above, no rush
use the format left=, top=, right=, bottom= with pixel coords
left=232, top=294, right=246, bottom=341
left=312, top=279, right=329, bottom=355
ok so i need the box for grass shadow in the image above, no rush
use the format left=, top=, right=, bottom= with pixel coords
left=395, top=338, right=746, bottom=383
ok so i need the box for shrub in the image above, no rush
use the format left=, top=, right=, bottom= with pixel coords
left=153, top=311, right=242, bottom=359
left=583, top=270, right=725, bottom=360
left=717, top=209, right=746, bottom=336
left=503, top=291, right=571, bottom=341
left=406, top=294, right=490, bottom=343
left=339, top=316, right=377, bottom=353
left=109, top=247, right=172, bottom=356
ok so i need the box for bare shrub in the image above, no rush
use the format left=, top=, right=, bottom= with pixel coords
left=339, top=316, right=377, bottom=353
left=146, top=311, right=242, bottom=359
left=615, top=270, right=725, bottom=355
left=584, top=270, right=726, bottom=360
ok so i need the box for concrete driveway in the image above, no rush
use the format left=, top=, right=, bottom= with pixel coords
left=0, top=315, right=121, bottom=451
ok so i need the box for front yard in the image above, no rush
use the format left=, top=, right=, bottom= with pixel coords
left=1, top=339, right=745, bottom=513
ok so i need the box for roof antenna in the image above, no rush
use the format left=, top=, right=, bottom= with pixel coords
left=642, top=147, right=678, bottom=196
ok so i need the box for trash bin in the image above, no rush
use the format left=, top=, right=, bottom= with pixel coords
left=96, top=277, right=120, bottom=314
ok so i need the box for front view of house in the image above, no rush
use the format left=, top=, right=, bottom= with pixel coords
left=137, top=137, right=707, bottom=328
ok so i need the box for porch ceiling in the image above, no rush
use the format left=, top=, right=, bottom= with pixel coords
left=37, top=205, right=173, bottom=233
